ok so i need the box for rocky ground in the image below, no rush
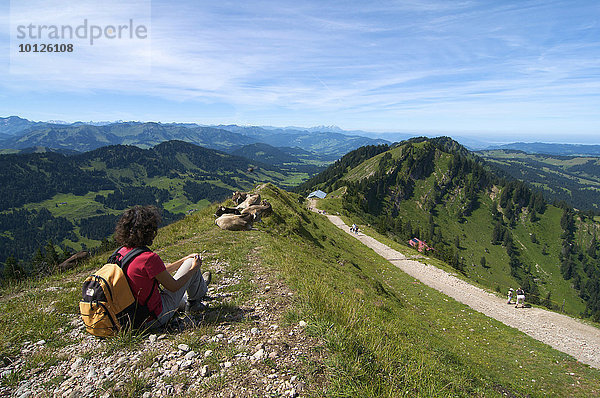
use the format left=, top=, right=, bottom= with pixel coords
left=1, top=251, right=328, bottom=398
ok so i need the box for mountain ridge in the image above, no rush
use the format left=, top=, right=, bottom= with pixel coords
left=302, top=137, right=600, bottom=321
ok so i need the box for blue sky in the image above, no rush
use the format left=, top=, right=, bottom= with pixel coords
left=1, top=0, right=599, bottom=143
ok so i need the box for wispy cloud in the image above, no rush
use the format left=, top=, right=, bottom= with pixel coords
left=1, top=0, right=599, bottom=139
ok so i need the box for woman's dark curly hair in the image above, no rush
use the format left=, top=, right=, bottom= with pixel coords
left=114, top=205, right=161, bottom=247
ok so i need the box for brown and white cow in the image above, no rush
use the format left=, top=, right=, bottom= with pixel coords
left=215, top=213, right=256, bottom=231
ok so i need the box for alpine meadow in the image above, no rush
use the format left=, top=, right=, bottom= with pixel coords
left=2, top=131, right=600, bottom=396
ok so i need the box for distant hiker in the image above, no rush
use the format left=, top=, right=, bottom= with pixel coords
left=351, top=224, right=357, bottom=233
left=114, top=205, right=211, bottom=328
left=507, top=288, right=514, bottom=304
left=515, top=288, right=525, bottom=308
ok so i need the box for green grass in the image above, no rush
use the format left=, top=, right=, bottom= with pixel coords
left=257, top=184, right=600, bottom=397
left=1, top=184, right=600, bottom=396
left=318, top=146, right=590, bottom=319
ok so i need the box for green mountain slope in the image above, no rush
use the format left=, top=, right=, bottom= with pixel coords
left=0, top=141, right=313, bottom=269
left=302, top=138, right=600, bottom=320
left=478, top=149, right=600, bottom=212
left=1, top=184, right=599, bottom=397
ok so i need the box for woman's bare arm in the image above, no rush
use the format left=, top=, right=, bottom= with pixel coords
left=165, top=253, right=197, bottom=273
left=155, top=254, right=202, bottom=292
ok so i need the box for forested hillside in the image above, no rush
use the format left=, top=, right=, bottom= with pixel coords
left=0, top=141, right=314, bottom=280
left=478, top=149, right=600, bottom=213
left=302, top=137, right=600, bottom=321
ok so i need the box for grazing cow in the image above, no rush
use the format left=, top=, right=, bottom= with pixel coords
left=215, top=213, right=256, bottom=231
left=235, top=193, right=261, bottom=210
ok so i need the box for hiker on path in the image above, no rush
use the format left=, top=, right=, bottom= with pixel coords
left=114, top=205, right=211, bottom=328
left=507, top=288, right=514, bottom=304
left=515, top=288, right=525, bottom=308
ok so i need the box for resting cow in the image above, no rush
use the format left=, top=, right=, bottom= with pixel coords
left=240, top=200, right=272, bottom=221
left=235, top=193, right=261, bottom=210
left=232, top=191, right=247, bottom=205
left=215, top=206, right=241, bottom=217
left=215, top=213, right=256, bottom=231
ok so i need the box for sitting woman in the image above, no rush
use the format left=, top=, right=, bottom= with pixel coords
left=113, top=205, right=210, bottom=328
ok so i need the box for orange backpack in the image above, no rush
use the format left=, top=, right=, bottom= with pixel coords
left=79, top=247, right=154, bottom=337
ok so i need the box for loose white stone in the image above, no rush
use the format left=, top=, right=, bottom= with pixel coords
left=86, top=368, right=97, bottom=380
left=70, top=357, right=84, bottom=371
left=178, top=344, right=190, bottom=352
left=181, top=360, right=193, bottom=370
left=200, top=365, right=209, bottom=377
left=251, top=348, right=265, bottom=361
left=204, top=350, right=213, bottom=357
left=299, top=321, right=307, bottom=328
left=184, top=351, right=197, bottom=360
left=149, top=334, right=157, bottom=343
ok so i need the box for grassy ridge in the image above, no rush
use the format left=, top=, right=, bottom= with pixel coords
left=318, top=140, right=595, bottom=318
left=256, top=184, right=600, bottom=396
left=1, top=184, right=599, bottom=396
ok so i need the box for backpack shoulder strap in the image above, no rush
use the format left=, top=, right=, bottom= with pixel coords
left=107, top=246, right=125, bottom=264
left=119, top=246, right=151, bottom=273
left=110, top=246, right=156, bottom=309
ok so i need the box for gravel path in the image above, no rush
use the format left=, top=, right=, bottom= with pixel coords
left=327, top=214, right=600, bottom=369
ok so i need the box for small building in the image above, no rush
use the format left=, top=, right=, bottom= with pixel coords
left=408, top=238, right=432, bottom=252
left=307, top=190, right=327, bottom=199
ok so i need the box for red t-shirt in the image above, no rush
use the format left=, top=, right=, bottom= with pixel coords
left=118, top=247, right=165, bottom=317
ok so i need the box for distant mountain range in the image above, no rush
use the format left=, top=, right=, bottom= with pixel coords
left=2, top=116, right=599, bottom=159
left=0, top=117, right=389, bottom=160
left=486, top=142, right=600, bottom=157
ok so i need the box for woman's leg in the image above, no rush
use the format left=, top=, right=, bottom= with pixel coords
left=155, top=258, right=207, bottom=325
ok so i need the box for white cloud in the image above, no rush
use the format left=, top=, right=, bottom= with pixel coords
left=1, top=0, right=599, bottom=138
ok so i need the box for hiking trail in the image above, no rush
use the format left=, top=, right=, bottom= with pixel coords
left=325, top=213, right=600, bottom=369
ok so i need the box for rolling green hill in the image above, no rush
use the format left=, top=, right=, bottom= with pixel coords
left=1, top=183, right=599, bottom=397
left=301, top=138, right=600, bottom=321
left=478, top=149, right=600, bottom=212
left=0, top=141, right=315, bottom=273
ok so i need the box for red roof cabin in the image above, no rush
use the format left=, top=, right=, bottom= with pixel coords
left=408, top=238, right=432, bottom=252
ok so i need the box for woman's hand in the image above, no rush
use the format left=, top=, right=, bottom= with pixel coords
left=190, top=253, right=202, bottom=271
